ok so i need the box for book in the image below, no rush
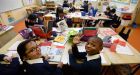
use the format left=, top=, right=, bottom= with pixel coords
left=57, top=20, right=68, bottom=32
left=53, top=35, right=68, bottom=46
left=83, top=27, right=97, bottom=37
left=40, top=46, right=64, bottom=62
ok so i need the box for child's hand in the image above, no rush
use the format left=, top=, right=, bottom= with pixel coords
left=43, top=55, right=50, bottom=60
left=3, top=56, right=12, bottom=62
left=57, top=62, right=63, bottom=68
left=73, top=35, right=81, bottom=44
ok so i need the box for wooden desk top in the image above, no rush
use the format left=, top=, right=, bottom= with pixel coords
left=0, top=34, right=24, bottom=54
left=2, top=28, right=139, bottom=65
left=103, top=35, right=140, bottom=65
left=0, top=26, right=14, bottom=36
left=98, top=28, right=140, bottom=65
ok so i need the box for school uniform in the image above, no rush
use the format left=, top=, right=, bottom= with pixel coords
left=82, top=3, right=88, bottom=13
left=24, top=58, right=62, bottom=75
left=69, top=44, right=101, bottom=75
left=0, top=54, right=20, bottom=75
left=103, top=13, right=118, bottom=27
left=63, top=3, right=69, bottom=7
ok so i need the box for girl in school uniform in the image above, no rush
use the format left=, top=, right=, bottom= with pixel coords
left=17, top=39, right=63, bottom=75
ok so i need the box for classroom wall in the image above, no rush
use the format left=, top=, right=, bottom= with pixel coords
left=0, top=0, right=38, bottom=26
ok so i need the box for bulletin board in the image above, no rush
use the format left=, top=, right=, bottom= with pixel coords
left=112, top=0, right=130, bottom=4
left=131, top=0, right=138, bottom=4
left=0, top=16, right=3, bottom=24
left=0, top=0, right=23, bottom=13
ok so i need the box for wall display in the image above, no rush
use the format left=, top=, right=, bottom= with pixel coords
left=131, top=0, right=137, bottom=4
left=6, top=11, right=15, bottom=23
left=0, top=16, right=3, bottom=24
left=22, top=0, right=36, bottom=6
left=0, top=0, right=23, bottom=13
left=112, top=0, right=130, bottom=4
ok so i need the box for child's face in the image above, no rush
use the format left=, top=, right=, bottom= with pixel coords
left=85, top=38, right=102, bottom=56
left=24, top=41, right=41, bottom=60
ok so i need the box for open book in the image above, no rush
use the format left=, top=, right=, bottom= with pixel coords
left=57, top=20, right=68, bottom=32
left=40, top=46, right=64, bottom=62
left=53, top=35, right=68, bottom=46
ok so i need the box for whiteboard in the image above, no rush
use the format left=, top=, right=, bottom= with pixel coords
left=0, top=0, right=23, bottom=13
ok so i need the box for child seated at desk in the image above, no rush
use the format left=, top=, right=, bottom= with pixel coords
left=103, top=8, right=118, bottom=27
left=55, top=10, right=72, bottom=27
left=17, top=39, right=63, bottom=75
left=0, top=54, right=20, bottom=75
left=69, top=35, right=103, bottom=75
left=25, top=14, right=44, bottom=28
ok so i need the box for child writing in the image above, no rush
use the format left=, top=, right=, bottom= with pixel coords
left=17, top=39, right=63, bottom=75
left=0, top=54, right=20, bottom=75
left=69, top=35, right=103, bottom=75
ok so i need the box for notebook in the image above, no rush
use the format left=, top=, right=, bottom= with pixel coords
left=57, top=20, right=68, bottom=32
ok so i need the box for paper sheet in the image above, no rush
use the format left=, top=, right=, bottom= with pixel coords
left=116, top=45, right=134, bottom=55
left=100, top=53, right=107, bottom=64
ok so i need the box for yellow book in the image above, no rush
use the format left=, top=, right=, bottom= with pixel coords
left=54, top=36, right=65, bottom=42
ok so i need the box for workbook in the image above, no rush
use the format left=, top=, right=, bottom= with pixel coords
left=57, top=20, right=68, bottom=32
left=40, top=46, right=64, bottom=62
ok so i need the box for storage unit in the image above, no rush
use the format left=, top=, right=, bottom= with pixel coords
left=45, top=1, right=56, bottom=10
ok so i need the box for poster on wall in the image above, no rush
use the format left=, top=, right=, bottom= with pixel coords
left=131, top=0, right=137, bottom=4
left=0, top=16, right=3, bottom=24
left=22, top=0, right=34, bottom=6
left=6, top=11, right=15, bottom=23
left=112, top=0, right=130, bottom=4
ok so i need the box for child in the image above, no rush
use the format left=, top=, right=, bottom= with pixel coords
left=69, top=35, right=103, bottom=75
left=17, top=39, right=63, bottom=75
left=0, top=54, right=20, bottom=75
left=25, top=14, right=43, bottom=28
left=104, top=6, right=111, bottom=16
left=103, top=8, right=118, bottom=27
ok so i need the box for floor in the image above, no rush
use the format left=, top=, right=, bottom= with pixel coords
left=12, top=20, right=140, bottom=75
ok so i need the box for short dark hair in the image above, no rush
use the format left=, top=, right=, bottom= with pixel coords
left=17, top=39, right=33, bottom=61
left=28, top=14, right=37, bottom=21
left=106, top=6, right=110, bottom=11
left=110, top=8, right=116, bottom=13
left=89, top=36, right=103, bottom=48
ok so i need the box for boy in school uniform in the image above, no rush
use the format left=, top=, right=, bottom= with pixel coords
left=0, top=54, right=20, bottom=75
left=103, top=8, right=118, bottom=27
left=17, top=39, right=63, bottom=75
left=69, top=35, right=103, bottom=75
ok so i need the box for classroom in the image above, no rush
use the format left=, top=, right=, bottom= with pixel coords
left=0, top=0, right=140, bottom=75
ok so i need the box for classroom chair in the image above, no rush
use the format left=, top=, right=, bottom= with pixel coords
left=131, top=64, right=140, bottom=75
left=44, top=16, right=53, bottom=27
left=26, top=9, right=33, bottom=15
left=111, top=17, right=121, bottom=32
left=119, top=27, right=131, bottom=41
left=72, top=17, right=83, bottom=27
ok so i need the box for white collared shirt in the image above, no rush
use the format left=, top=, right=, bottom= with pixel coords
left=86, top=54, right=100, bottom=61
left=26, top=58, right=43, bottom=64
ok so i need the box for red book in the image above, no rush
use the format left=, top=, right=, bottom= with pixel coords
left=39, top=42, right=52, bottom=46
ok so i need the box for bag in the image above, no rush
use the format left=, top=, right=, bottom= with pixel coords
left=19, top=28, right=34, bottom=39
left=122, top=14, right=131, bottom=20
